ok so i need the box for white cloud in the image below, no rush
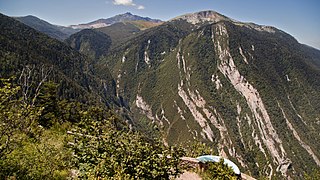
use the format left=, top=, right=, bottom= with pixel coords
left=112, top=0, right=145, bottom=10
left=137, top=5, right=145, bottom=10
left=113, top=0, right=135, bottom=6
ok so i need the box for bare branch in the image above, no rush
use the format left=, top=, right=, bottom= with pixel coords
left=31, top=65, right=53, bottom=106
left=18, top=64, right=53, bottom=106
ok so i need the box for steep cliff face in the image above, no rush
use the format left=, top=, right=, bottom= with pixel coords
left=81, top=11, right=320, bottom=178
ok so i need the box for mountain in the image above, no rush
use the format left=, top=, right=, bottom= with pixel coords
left=6, top=9, right=320, bottom=179
left=86, top=10, right=319, bottom=178
left=65, top=29, right=112, bottom=60
left=1, top=13, right=117, bottom=107
left=65, top=20, right=163, bottom=58
left=15, top=15, right=79, bottom=40
left=70, top=12, right=162, bottom=29
left=97, top=21, right=163, bottom=46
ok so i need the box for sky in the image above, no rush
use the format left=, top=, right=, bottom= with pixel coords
left=0, top=0, right=319, bottom=49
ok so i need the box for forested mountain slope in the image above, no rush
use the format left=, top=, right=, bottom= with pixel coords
left=94, top=11, right=320, bottom=178
left=0, top=13, right=117, bottom=106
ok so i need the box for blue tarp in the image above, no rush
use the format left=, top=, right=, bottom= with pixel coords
left=196, top=155, right=241, bottom=175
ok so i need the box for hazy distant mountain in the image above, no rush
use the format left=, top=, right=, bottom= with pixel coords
left=15, top=15, right=79, bottom=40
left=70, top=12, right=163, bottom=29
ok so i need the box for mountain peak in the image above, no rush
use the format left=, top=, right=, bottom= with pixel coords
left=23, top=15, right=38, bottom=19
left=15, top=15, right=43, bottom=22
left=171, top=10, right=230, bottom=24
left=124, top=12, right=133, bottom=15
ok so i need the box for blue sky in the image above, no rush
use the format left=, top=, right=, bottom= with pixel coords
left=0, top=0, right=319, bottom=49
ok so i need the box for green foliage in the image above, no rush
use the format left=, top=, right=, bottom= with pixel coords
left=304, top=169, right=320, bottom=180
left=0, top=78, right=73, bottom=179
left=37, top=81, right=59, bottom=127
left=71, top=112, right=184, bottom=179
left=201, top=159, right=238, bottom=180
left=0, top=128, right=72, bottom=179
left=0, top=78, right=43, bottom=157
left=184, top=141, right=216, bottom=158
left=133, top=116, right=162, bottom=142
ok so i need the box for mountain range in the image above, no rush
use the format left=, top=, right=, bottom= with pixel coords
left=2, top=10, right=320, bottom=179
left=15, top=12, right=163, bottom=41
left=69, top=12, right=163, bottom=29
